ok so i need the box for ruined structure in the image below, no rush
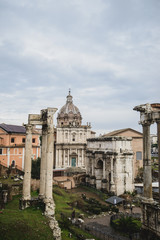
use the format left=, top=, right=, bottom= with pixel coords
left=21, top=108, right=61, bottom=240
left=55, top=91, right=95, bottom=170
left=103, top=128, right=143, bottom=179
left=134, top=103, right=160, bottom=237
left=86, top=136, right=134, bottom=195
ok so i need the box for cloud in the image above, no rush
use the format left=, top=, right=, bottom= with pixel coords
left=0, top=0, right=159, bottom=134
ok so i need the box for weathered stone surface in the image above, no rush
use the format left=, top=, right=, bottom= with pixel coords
left=86, top=137, right=134, bottom=195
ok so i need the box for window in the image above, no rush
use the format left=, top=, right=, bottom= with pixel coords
left=65, top=133, right=68, bottom=139
left=99, top=144, right=101, bottom=148
left=136, top=151, right=142, bottom=160
left=22, top=138, right=25, bottom=143
left=0, top=149, right=2, bottom=155
left=72, top=134, right=75, bottom=141
left=32, top=138, right=36, bottom=143
left=11, top=138, right=15, bottom=143
left=11, top=160, right=15, bottom=168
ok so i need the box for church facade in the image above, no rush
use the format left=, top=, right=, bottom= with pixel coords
left=55, top=91, right=95, bottom=170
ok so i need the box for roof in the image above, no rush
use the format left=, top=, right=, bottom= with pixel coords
left=0, top=123, right=26, bottom=134
left=102, top=128, right=142, bottom=137
left=105, top=196, right=124, bottom=205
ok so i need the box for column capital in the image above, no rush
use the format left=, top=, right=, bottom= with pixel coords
left=141, top=121, right=152, bottom=126
left=24, top=124, right=33, bottom=134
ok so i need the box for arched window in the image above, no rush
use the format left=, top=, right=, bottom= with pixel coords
left=72, top=133, right=76, bottom=141
left=97, top=160, right=103, bottom=169
left=11, top=160, right=15, bottom=168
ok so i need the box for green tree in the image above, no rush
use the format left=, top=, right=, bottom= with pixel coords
left=31, top=157, right=41, bottom=179
left=112, top=215, right=141, bottom=235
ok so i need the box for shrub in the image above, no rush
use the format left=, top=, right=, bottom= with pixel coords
left=31, top=158, right=41, bottom=179
left=112, top=215, right=141, bottom=235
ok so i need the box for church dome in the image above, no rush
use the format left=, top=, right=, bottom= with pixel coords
left=57, top=91, right=82, bottom=127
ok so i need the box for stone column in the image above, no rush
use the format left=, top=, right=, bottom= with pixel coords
left=39, top=124, right=47, bottom=199
left=103, top=159, right=106, bottom=179
left=68, top=149, right=70, bottom=167
left=92, top=158, right=95, bottom=176
left=157, top=121, right=160, bottom=202
left=110, top=156, right=115, bottom=193
left=142, top=123, right=153, bottom=201
left=45, top=124, right=54, bottom=201
left=22, top=124, right=33, bottom=200
left=62, top=149, right=66, bottom=168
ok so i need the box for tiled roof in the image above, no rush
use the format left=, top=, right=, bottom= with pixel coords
left=102, top=128, right=142, bottom=137
left=0, top=123, right=26, bottom=134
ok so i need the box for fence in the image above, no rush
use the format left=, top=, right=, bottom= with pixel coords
left=81, top=224, right=129, bottom=240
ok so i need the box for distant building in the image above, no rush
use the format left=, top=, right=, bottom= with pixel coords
left=55, top=91, right=95, bottom=170
left=86, top=136, right=134, bottom=195
left=150, top=134, right=158, bottom=154
left=102, top=128, right=143, bottom=178
left=0, top=123, right=40, bottom=171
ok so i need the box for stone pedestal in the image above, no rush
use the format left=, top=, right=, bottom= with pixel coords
left=96, top=179, right=102, bottom=190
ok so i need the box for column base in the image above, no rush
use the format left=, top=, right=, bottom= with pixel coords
left=39, top=194, right=45, bottom=200
left=44, top=198, right=55, bottom=216
left=110, top=182, right=116, bottom=193
left=19, top=198, right=31, bottom=210
left=141, top=196, right=155, bottom=204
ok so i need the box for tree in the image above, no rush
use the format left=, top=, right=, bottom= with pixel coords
left=112, top=215, right=141, bottom=235
left=31, top=157, right=41, bottom=179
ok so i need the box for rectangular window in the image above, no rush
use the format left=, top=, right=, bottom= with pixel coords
left=11, top=138, right=15, bottom=143
left=0, top=149, right=2, bottom=154
left=22, top=138, right=25, bottom=143
left=136, top=151, right=142, bottom=160
left=32, top=138, right=36, bottom=143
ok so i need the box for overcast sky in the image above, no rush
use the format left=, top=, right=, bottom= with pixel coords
left=0, top=0, right=160, bottom=135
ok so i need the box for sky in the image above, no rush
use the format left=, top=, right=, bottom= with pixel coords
left=0, top=0, right=160, bottom=135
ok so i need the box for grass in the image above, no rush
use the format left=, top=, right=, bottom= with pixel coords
left=0, top=184, right=104, bottom=240
left=0, top=195, right=53, bottom=240
left=53, top=185, right=101, bottom=240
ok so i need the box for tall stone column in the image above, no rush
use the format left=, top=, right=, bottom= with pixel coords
left=103, top=159, right=106, bottom=179
left=39, top=124, right=47, bottom=199
left=142, top=123, right=153, bottom=201
left=45, top=124, right=54, bottom=200
left=110, top=156, right=115, bottom=193
left=157, top=121, right=160, bottom=202
left=44, top=108, right=57, bottom=216
left=92, top=158, right=95, bottom=176
left=22, top=124, right=33, bottom=200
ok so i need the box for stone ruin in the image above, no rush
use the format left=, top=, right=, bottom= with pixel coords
left=20, top=108, right=61, bottom=240
left=134, top=103, right=160, bottom=237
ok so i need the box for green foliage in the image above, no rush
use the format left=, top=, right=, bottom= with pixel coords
left=112, top=215, right=142, bottom=235
left=31, top=157, right=41, bottom=179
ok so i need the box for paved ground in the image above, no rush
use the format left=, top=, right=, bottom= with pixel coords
left=83, top=206, right=142, bottom=240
